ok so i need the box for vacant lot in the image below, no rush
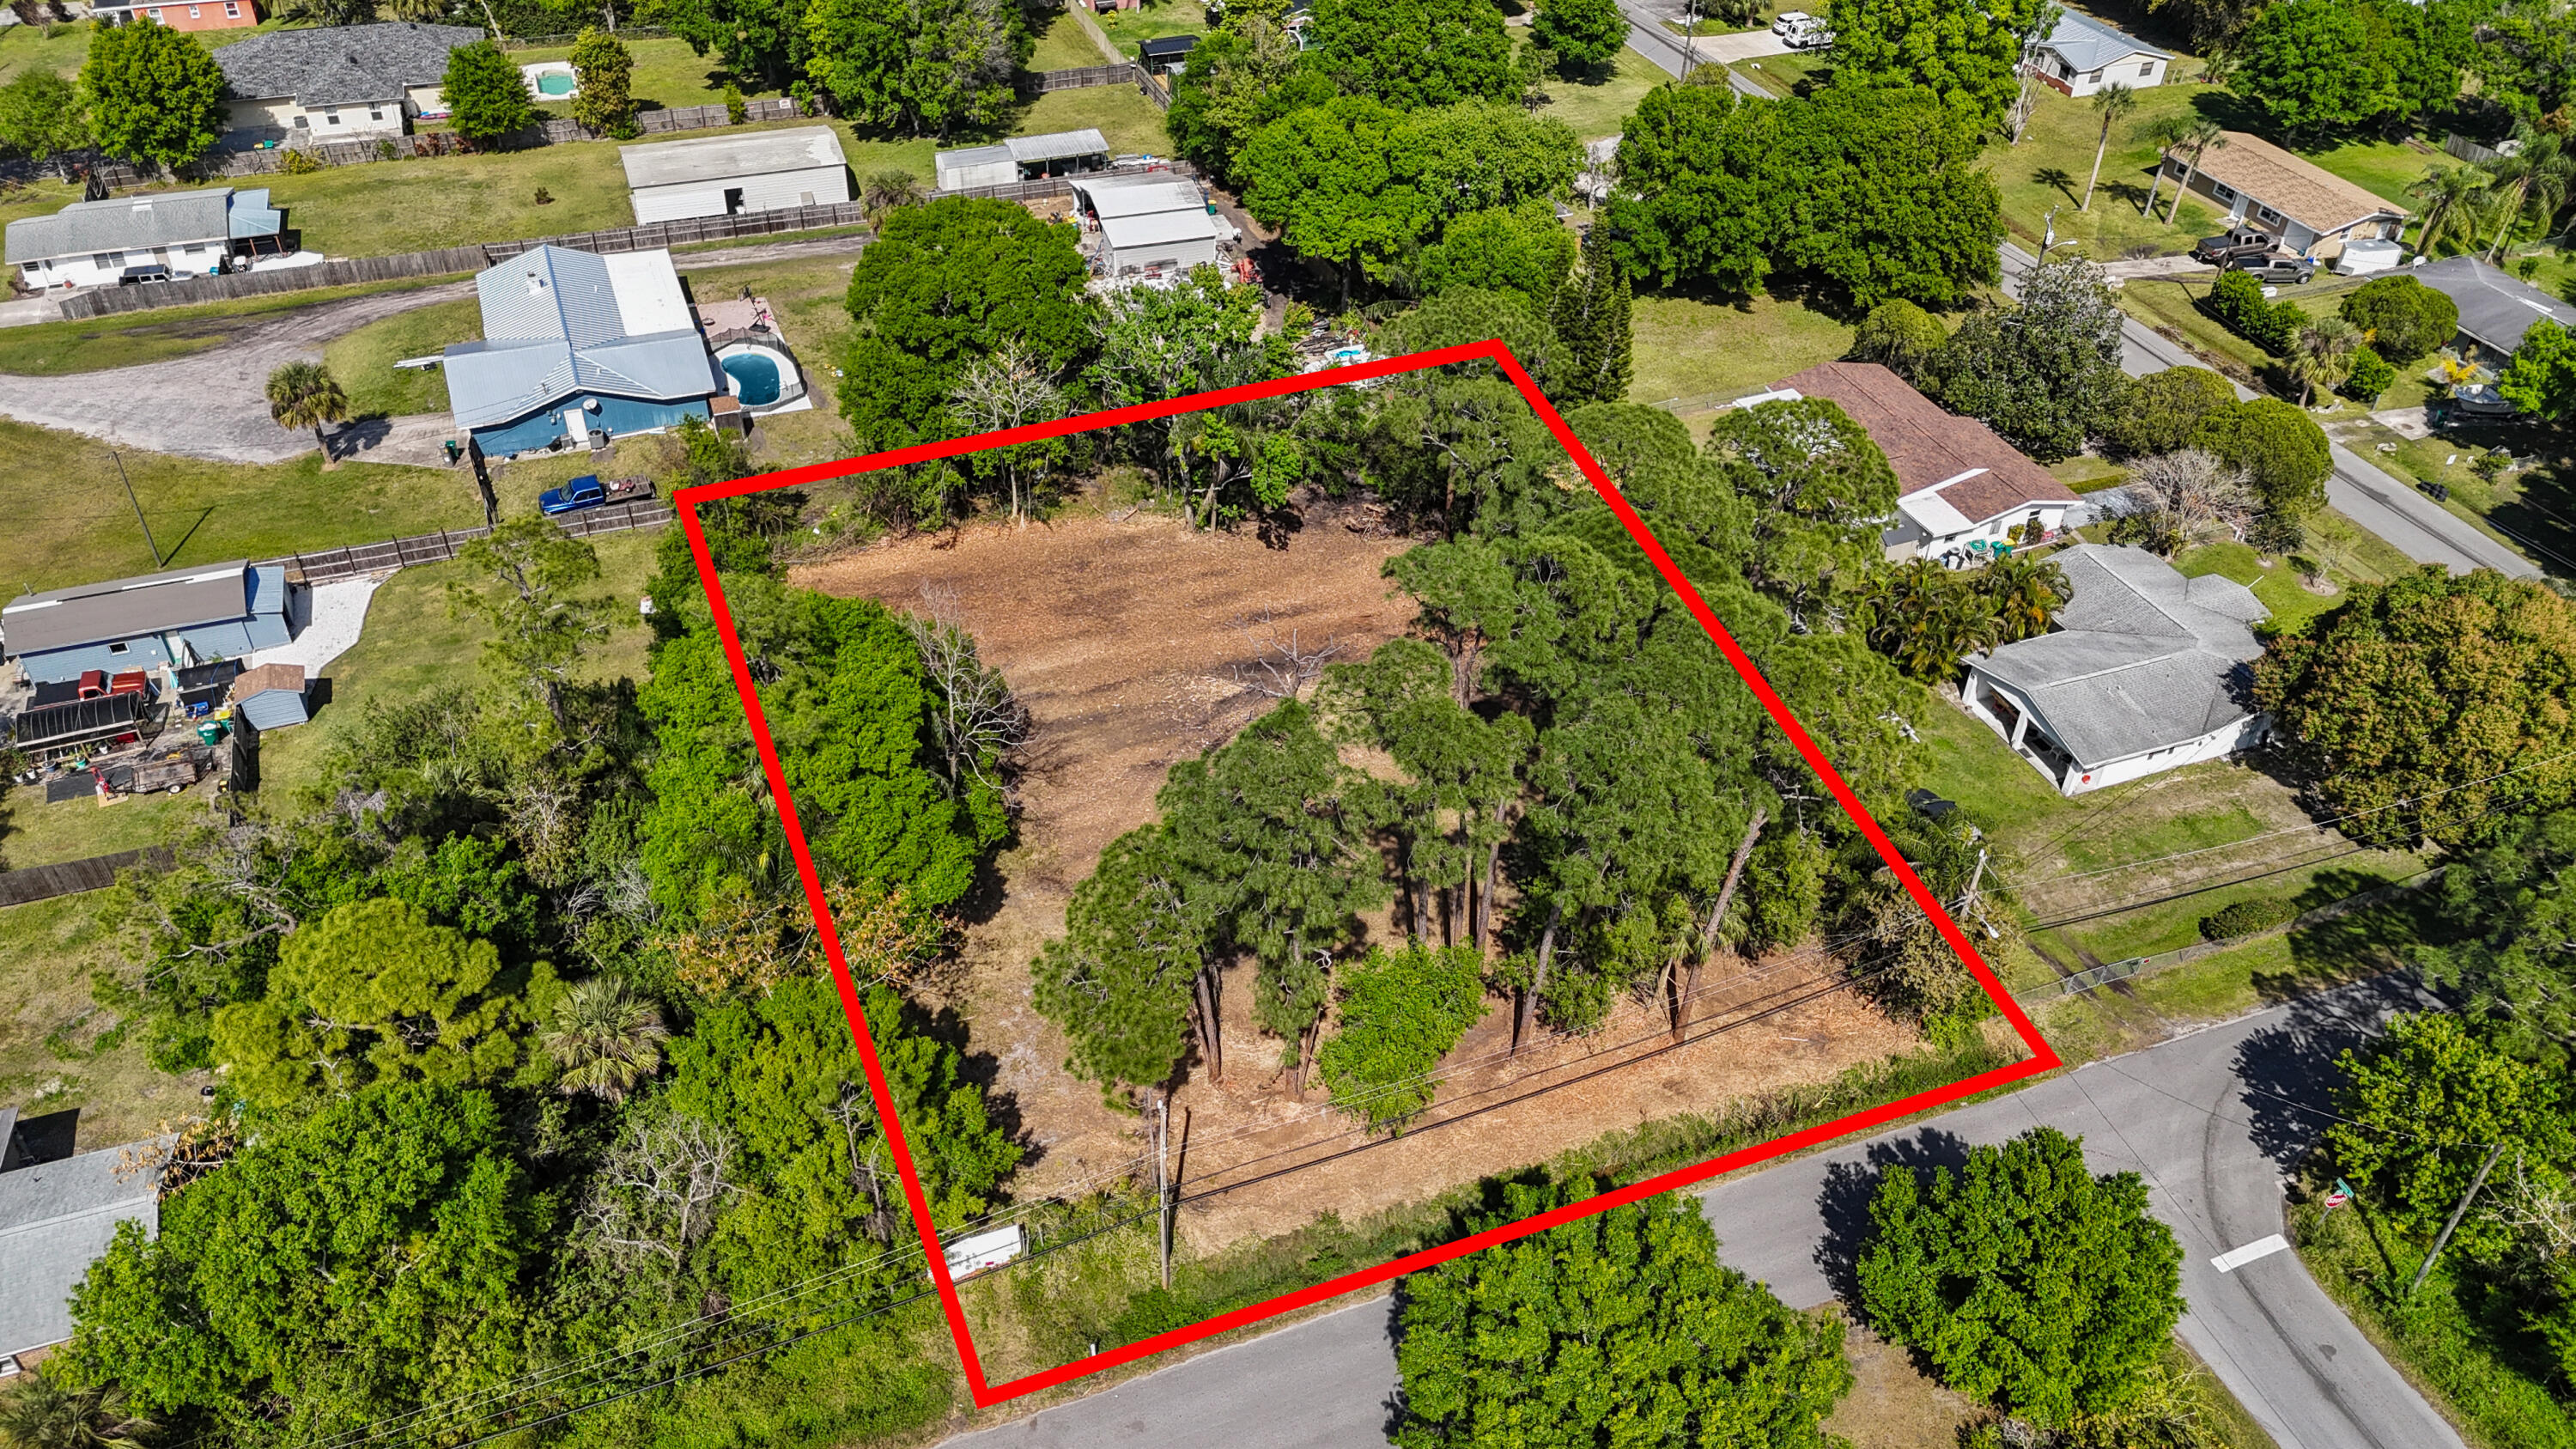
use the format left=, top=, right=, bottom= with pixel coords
left=0, top=889, right=212, bottom=1151
left=793, top=503, right=1930, bottom=1263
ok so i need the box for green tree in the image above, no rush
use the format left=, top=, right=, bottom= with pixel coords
left=2232, top=0, right=2388, bottom=136
left=447, top=515, right=619, bottom=740
left=2416, top=811, right=2576, bottom=1068
left=665, top=0, right=811, bottom=90
left=264, top=360, right=349, bottom=470
left=440, top=40, right=538, bottom=146
left=1313, top=0, right=1520, bottom=108
left=1165, top=13, right=1332, bottom=185
left=0, top=1374, right=152, bottom=1449
left=1930, top=254, right=2128, bottom=461
left=1547, top=223, right=1631, bottom=405
left=1315, top=941, right=1485, bottom=1130
left=62, top=1084, right=544, bottom=1438
left=1417, top=204, right=1577, bottom=307
left=840, top=197, right=1095, bottom=521
left=2190, top=397, right=2330, bottom=522
left=2341, top=344, right=2397, bottom=403
left=80, top=20, right=222, bottom=174
left=544, top=974, right=669, bottom=1103
left=2100, top=365, right=2237, bottom=457
left=802, top=0, right=1026, bottom=138
left=1033, top=824, right=1223, bottom=1102
left=1606, top=82, right=1777, bottom=295
left=2252, top=565, right=2576, bottom=847
left=1849, top=298, right=1948, bottom=381
left=0, top=70, right=90, bottom=179
left=2406, top=162, right=2488, bottom=257
left=1705, top=395, right=1901, bottom=614
left=1533, top=0, right=1626, bottom=76
left=2286, top=314, right=2364, bottom=406
left=1772, top=83, right=2003, bottom=311
left=1394, top=1178, right=1852, bottom=1448
left=1861, top=559, right=2001, bottom=680
left=2161, top=118, right=2227, bottom=224
left=568, top=27, right=637, bottom=137
left=1856, top=1127, right=2184, bottom=1428
left=1979, top=550, right=2071, bottom=642
left=1367, top=289, right=1578, bottom=534
left=2339, top=274, right=2460, bottom=365
left=1824, top=0, right=2058, bottom=132
left=207, top=897, right=561, bottom=1107
left=2329, top=1011, right=2572, bottom=1259
left=2500, top=318, right=2576, bottom=422
left=2078, top=82, right=2137, bottom=211
left=1089, top=265, right=1296, bottom=515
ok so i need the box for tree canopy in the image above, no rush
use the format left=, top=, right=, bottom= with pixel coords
left=441, top=40, right=538, bottom=144
left=1310, top=0, right=1522, bottom=109
left=80, top=20, right=224, bottom=173
left=802, top=0, right=1027, bottom=138
left=1929, top=257, right=2129, bottom=463
left=1823, top=0, right=2058, bottom=133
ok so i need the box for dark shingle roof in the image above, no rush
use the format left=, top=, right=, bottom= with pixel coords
left=2414, top=255, right=2567, bottom=356
left=214, top=22, right=485, bottom=107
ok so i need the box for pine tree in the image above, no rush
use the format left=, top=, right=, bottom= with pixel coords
left=1551, top=227, right=1633, bottom=406
left=1032, top=825, right=1226, bottom=1101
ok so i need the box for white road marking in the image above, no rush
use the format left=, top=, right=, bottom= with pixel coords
left=2211, top=1234, right=2292, bottom=1273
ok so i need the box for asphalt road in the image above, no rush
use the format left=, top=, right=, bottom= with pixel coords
left=942, top=978, right=2464, bottom=1449
left=1999, top=240, right=2537, bottom=578
left=1619, top=3, right=1777, bottom=97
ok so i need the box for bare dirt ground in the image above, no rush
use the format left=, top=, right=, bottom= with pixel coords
left=791, top=503, right=1920, bottom=1251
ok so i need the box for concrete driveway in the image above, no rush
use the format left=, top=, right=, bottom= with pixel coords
left=939, top=979, right=2464, bottom=1449
left=0, top=231, right=872, bottom=466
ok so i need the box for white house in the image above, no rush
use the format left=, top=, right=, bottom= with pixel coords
left=4, top=186, right=284, bottom=289
left=2162, top=131, right=2410, bottom=261
left=212, top=22, right=483, bottom=145
left=1962, top=544, right=2272, bottom=795
left=2026, top=10, right=2167, bottom=96
left=1763, top=362, right=2081, bottom=567
left=621, top=127, right=852, bottom=223
left=933, top=128, right=1112, bottom=192
left=1069, top=174, right=1224, bottom=283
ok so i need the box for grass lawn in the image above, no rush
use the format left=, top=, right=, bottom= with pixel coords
left=1093, top=0, right=1208, bottom=56
left=1, top=783, right=209, bottom=870
left=1730, top=51, right=1827, bottom=95
left=258, top=143, right=636, bottom=255
left=0, top=888, right=213, bottom=1150
left=15, top=419, right=482, bottom=594
left=323, top=295, right=477, bottom=417
left=2298, top=135, right=2445, bottom=210
left=508, top=33, right=785, bottom=121
left=2175, top=539, right=2344, bottom=636
left=2117, top=276, right=2270, bottom=384
left=2048, top=454, right=2127, bottom=492
left=1628, top=291, right=1855, bottom=412
left=0, top=17, right=94, bottom=79
left=1029, top=9, right=1113, bottom=70
left=671, top=249, right=861, bottom=470
left=2346, top=417, right=2576, bottom=575
left=1532, top=47, right=1665, bottom=143
left=1984, top=82, right=2225, bottom=261
left=1006, top=84, right=1173, bottom=158
left=0, top=276, right=451, bottom=375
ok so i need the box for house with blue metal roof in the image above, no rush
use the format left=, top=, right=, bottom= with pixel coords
left=2027, top=10, right=2168, bottom=96
left=2, top=560, right=295, bottom=686
left=443, top=245, right=724, bottom=460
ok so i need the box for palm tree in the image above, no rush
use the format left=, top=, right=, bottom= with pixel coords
left=1863, top=560, right=2002, bottom=682
left=544, top=975, right=670, bottom=1104
left=2163, top=119, right=2227, bottom=225
left=2080, top=83, right=2138, bottom=213
left=2287, top=316, right=2363, bottom=406
left=2405, top=165, right=2488, bottom=258
left=858, top=167, right=925, bottom=224
left=0, top=1373, right=155, bottom=1449
left=2136, top=113, right=2195, bottom=220
left=1982, top=553, right=2073, bottom=643
left=265, top=360, right=349, bottom=471
left=2482, top=133, right=2572, bottom=261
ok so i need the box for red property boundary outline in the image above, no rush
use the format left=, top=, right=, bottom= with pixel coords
left=673, top=340, right=2063, bottom=1409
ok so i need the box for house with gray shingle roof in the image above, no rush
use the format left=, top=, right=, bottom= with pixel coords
left=4, top=187, right=284, bottom=289
left=1961, top=544, right=2273, bottom=795
left=214, top=22, right=485, bottom=147
left=2413, top=255, right=2567, bottom=362
left=2027, top=10, right=2168, bottom=96
left=442, top=244, right=723, bottom=459
left=0, top=1117, right=169, bottom=1369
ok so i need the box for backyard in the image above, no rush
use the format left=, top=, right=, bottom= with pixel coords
left=1627, top=291, right=1856, bottom=417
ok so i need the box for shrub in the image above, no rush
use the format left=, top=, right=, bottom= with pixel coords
left=1315, top=942, right=1487, bottom=1131
left=2340, top=344, right=2396, bottom=404
left=2101, top=365, right=2236, bottom=457
left=2339, top=274, right=2458, bottom=365
left=374, top=137, right=398, bottom=161
left=1850, top=298, right=1948, bottom=381
left=2206, top=268, right=2303, bottom=353
left=533, top=186, right=553, bottom=204
left=2201, top=897, right=2298, bottom=940
left=723, top=83, right=747, bottom=125
left=2192, top=397, right=2330, bottom=521
left=281, top=147, right=321, bottom=175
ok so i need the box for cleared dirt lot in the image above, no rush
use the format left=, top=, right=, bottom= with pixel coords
left=791, top=502, right=1924, bottom=1251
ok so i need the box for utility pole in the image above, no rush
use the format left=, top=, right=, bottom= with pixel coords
left=1955, top=847, right=1990, bottom=919
left=1156, top=1093, right=1173, bottom=1292
left=2409, top=1142, right=2506, bottom=1299
left=1680, top=0, right=1699, bottom=77
left=110, top=449, right=162, bottom=568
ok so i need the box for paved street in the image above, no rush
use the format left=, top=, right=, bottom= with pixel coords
left=1999, top=241, right=2537, bottom=578
left=943, top=979, right=2463, bottom=1449
left=1619, top=5, right=1778, bottom=97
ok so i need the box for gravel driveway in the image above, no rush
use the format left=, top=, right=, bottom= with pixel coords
left=0, top=233, right=871, bottom=466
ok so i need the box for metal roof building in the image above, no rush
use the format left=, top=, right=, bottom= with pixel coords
left=231, top=661, right=310, bottom=730
left=2414, top=255, right=2566, bottom=360
left=1962, top=545, right=2272, bottom=795
left=0, top=1125, right=168, bottom=1363
left=2029, top=11, right=2168, bottom=96
left=442, top=245, right=721, bottom=458
left=1070, top=174, right=1223, bottom=282
left=5, top=187, right=284, bottom=288
left=935, top=128, right=1113, bottom=192
left=2, top=560, right=293, bottom=686
left=620, top=127, right=852, bottom=223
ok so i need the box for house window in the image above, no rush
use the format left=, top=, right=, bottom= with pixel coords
left=293, top=114, right=309, bottom=128
left=145, top=6, right=161, bottom=15
left=224, top=1, right=238, bottom=12
left=325, top=108, right=342, bottom=125
left=18, top=263, right=35, bottom=278
left=188, top=6, right=200, bottom=15
left=2139, top=60, right=2154, bottom=75
left=369, top=104, right=384, bottom=120
left=108, top=642, right=130, bottom=655
left=2256, top=204, right=2284, bottom=225
left=2210, top=182, right=2237, bottom=203
left=91, top=252, right=112, bottom=267
left=2086, top=69, right=2101, bottom=82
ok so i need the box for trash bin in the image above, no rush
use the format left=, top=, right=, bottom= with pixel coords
left=197, top=720, right=227, bottom=746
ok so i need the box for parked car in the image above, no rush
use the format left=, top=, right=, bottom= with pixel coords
left=1783, top=15, right=1832, bottom=46
left=1770, top=9, right=1811, bottom=33
left=2191, top=227, right=2278, bottom=265
left=2225, top=253, right=2317, bottom=284
left=2334, top=238, right=2404, bottom=275
left=539, top=474, right=607, bottom=514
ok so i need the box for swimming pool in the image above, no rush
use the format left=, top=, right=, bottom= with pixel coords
left=537, top=72, right=575, bottom=96
left=722, top=351, right=782, bottom=407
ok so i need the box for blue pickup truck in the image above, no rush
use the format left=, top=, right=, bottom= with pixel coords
left=538, top=475, right=605, bottom=515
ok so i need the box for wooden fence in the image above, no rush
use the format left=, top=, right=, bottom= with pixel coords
left=2032, top=871, right=2439, bottom=1001
left=1025, top=63, right=1143, bottom=94
left=259, top=500, right=674, bottom=586
left=486, top=200, right=875, bottom=259
left=2443, top=132, right=2514, bottom=165
left=0, top=846, right=174, bottom=910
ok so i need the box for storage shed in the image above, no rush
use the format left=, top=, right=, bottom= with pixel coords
left=230, top=662, right=309, bottom=730
left=1139, top=33, right=1198, bottom=73
left=934, top=128, right=1112, bottom=192
left=620, top=127, right=852, bottom=223
left=1072, top=174, right=1224, bottom=280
